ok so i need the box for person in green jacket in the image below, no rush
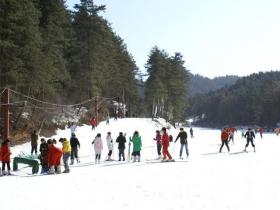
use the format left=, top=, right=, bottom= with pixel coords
left=130, top=131, right=142, bottom=162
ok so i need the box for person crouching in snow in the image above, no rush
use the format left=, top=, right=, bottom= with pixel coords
left=106, top=132, right=113, bottom=161
left=219, top=128, right=230, bottom=153
left=47, top=139, right=63, bottom=174
left=59, top=138, right=71, bottom=173
left=92, top=133, right=103, bottom=164
left=130, top=131, right=142, bottom=162
left=1, top=139, right=11, bottom=175
left=161, top=127, right=173, bottom=161
left=39, top=138, right=49, bottom=174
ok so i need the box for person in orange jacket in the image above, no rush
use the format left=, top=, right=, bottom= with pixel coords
left=90, top=117, right=97, bottom=130
left=1, top=139, right=12, bottom=175
left=47, top=139, right=63, bottom=174
left=219, top=128, right=230, bottom=153
left=161, top=127, right=173, bottom=161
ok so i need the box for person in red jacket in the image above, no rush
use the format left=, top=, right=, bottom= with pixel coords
left=219, top=128, right=230, bottom=153
left=47, top=139, right=63, bottom=174
left=161, top=127, right=173, bottom=161
left=259, top=127, right=264, bottom=138
left=1, top=139, right=11, bottom=175
left=90, top=117, right=97, bottom=130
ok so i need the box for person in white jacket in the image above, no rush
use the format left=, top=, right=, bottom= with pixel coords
left=92, top=133, right=103, bottom=164
left=106, top=132, right=113, bottom=161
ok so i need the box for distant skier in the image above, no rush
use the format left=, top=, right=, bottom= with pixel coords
left=116, top=132, right=126, bottom=161
left=153, top=130, right=162, bottom=159
left=130, top=131, right=142, bottom=162
left=92, top=133, right=103, bottom=164
left=259, top=127, right=264, bottom=138
left=219, top=128, right=230, bottom=153
left=30, top=130, right=39, bottom=155
left=244, top=128, right=256, bottom=152
left=70, top=133, right=80, bottom=164
left=175, top=128, right=189, bottom=159
left=106, top=132, right=113, bottom=161
left=70, top=122, right=77, bottom=136
left=106, top=115, right=110, bottom=125
left=190, top=127, right=194, bottom=138
left=59, top=138, right=71, bottom=173
left=90, top=117, right=97, bottom=130
left=241, top=128, right=245, bottom=138
left=161, top=127, right=173, bottom=161
left=1, top=139, right=11, bottom=175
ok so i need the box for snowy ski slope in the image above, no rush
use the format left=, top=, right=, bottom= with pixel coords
left=1, top=118, right=280, bottom=210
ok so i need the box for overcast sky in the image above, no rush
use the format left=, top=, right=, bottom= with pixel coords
left=66, top=0, right=280, bottom=78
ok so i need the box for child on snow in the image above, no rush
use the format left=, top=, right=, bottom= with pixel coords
left=106, top=132, right=113, bottom=161
left=153, top=130, right=162, bottom=159
left=1, top=139, right=11, bottom=175
left=59, top=138, right=71, bottom=173
left=130, top=131, right=142, bottom=162
left=116, top=132, right=126, bottom=161
left=92, top=134, right=103, bottom=164
left=161, top=127, right=173, bottom=161
left=39, top=138, right=49, bottom=174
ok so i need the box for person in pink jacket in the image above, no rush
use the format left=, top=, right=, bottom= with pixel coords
left=92, top=133, right=103, bottom=164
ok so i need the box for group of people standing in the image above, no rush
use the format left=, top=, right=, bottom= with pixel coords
left=219, top=127, right=256, bottom=153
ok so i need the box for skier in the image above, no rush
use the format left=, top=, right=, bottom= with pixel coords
left=175, top=128, right=189, bottom=159
left=106, top=115, right=110, bottom=125
left=30, top=130, right=39, bottom=155
left=89, top=117, right=97, bottom=130
left=259, top=127, right=264, bottom=138
left=70, top=133, right=80, bottom=164
left=59, top=138, right=71, bottom=173
left=190, top=127, right=194, bottom=138
left=244, top=128, right=256, bottom=152
left=241, top=128, right=245, bottom=138
left=116, top=132, right=126, bottom=161
left=1, top=139, right=11, bottom=175
left=153, top=130, right=162, bottom=159
left=219, top=128, right=230, bottom=153
left=161, top=127, right=173, bottom=161
left=39, top=138, right=49, bottom=173
left=130, top=131, right=142, bottom=162
left=106, top=132, right=113, bottom=161
left=92, top=133, right=103, bottom=164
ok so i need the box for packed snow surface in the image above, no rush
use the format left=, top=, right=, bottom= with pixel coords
left=1, top=118, right=280, bottom=210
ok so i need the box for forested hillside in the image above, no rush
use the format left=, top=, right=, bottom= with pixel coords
left=0, top=0, right=191, bottom=139
left=189, top=74, right=239, bottom=95
left=188, top=71, right=280, bottom=126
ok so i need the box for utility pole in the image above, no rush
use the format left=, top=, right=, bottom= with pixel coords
left=2, top=88, right=10, bottom=141
left=95, top=96, right=98, bottom=124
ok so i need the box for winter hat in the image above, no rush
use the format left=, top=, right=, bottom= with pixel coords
left=59, top=138, right=65, bottom=143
